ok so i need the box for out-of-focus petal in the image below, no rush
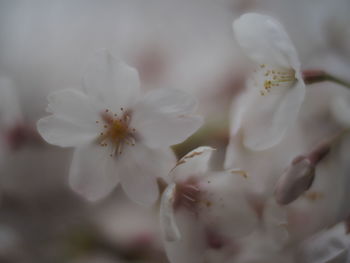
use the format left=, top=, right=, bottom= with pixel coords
left=242, top=80, right=305, bottom=150
left=119, top=144, right=175, bottom=207
left=171, top=146, right=215, bottom=182
left=69, top=143, right=120, bottom=201
left=233, top=13, right=300, bottom=69
left=47, top=88, right=100, bottom=128
left=136, top=88, right=198, bottom=115
left=330, top=95, right=350, bottom=128
left=332, top=135, right=350, bottom=222
left=163, top=211, right=206, bottom=263
left=229, top=90, right=252, bottom=136
left=37, top=116, right=98, bottom=147
left=299, top=224, right=349, bottom=263
left=263, top=200, right=289, bottom=247
left=160, top=183, right=181, bottom=242
left=199, top=171, right=258, bottom=239
left=83, top=50, right=140, bottom=113
left=131, top=88, right=203, bottom=148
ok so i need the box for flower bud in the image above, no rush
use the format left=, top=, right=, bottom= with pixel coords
left=275, top=156, right=315, bottom=205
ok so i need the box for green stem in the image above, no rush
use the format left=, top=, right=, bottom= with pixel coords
left=302, top=70, right=350, bottom=89
left=325, top=74, right=350, bottom=89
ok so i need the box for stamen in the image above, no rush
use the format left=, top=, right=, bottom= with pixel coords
left=259, top=66, right=296, bottom=96
left=183, top=194, right=195, bottom=202
left=185, top=185, right=200, bottom=192
left=97, top=108, right=136, bottom=156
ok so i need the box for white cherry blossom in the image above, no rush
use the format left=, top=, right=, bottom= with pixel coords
left=160, top=146, right=267, bottom=263
left=37, top=50, right=203, bottom=206
left=232, top=13, right=305, bottom=150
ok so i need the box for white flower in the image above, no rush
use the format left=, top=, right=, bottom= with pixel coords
left=160, top=146, right=259, bottom=263
left=160, top=146, right=215, bottom=242
left=37, top=50, right=203, bottom=206
left=231, top=13, right=305, bottom=150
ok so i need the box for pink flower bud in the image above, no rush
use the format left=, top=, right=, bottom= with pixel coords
left=275, top=156, right=315, bottom=205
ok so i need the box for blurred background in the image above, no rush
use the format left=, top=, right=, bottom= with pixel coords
left=0, top=0, right=349, bottom=262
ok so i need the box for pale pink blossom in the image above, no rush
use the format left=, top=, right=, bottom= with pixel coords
left=37, top=50, right=203, bottom=206
left=232, top=13, right=305, bottom=150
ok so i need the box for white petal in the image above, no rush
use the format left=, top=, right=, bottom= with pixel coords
left=300, top=224, right=349, bottom=263
left=242, top=80, right=305, bottom=150
left=330, top=135, right=350, bottom=222
left=160, top=183, right=181, bottom=242
left=0, top=77, right=22, bottom=127
left=233, top=13, right=300, bottom=69
left=69, top=143, right=120, bottom=201
left=263, top=200, right=289, bottom=247
left=83, top=50, right=140, bottom=113
left=136, top=88, right=198, bottom=115
left=37, top=116, right=98, bottom=147
left=229, top=89, right=251, bottom=136
left=163, top=211, right=206, bottom=263
left=47, top=88, right=100, bottom=128
left=155, top=147, right=177, bottom=183
left=131, top=88, right=203, bottom=148
left=330, top=95, right=350, bottom=128
left=119, top=144, right=175, bottom=207
left=171, top=146, right=215, bottom=182
left=224, top=132, right=245, bottom=170
left=199, top=171, right=258, bottom=239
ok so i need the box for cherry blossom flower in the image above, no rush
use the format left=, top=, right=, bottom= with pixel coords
left=231, top=13, right=305, bottom=150
left=160, top=146, right=289, bottom=263
left=225, top=81, right=350, bottom=245
left=37, top=50, right=203, bottom=206
left=160, top=147, right=256, bottom=263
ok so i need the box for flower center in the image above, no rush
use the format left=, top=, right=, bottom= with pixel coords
left=109, top=119, right=129, bottom=141
left=259, top=64, right=296, bottom=96
left=96, top=108, right=136, bottom=156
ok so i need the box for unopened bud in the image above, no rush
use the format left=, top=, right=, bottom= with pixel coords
left=275, top=156, right=315, bottom=205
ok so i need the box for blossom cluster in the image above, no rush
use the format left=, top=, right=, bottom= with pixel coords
left=1, top=9, right=350, bottom=263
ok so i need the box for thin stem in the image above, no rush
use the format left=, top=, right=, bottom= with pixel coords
left=325, top=74, right=350, bottom=89
left=302, top=70, right=350, bottom=89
